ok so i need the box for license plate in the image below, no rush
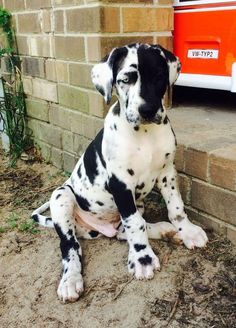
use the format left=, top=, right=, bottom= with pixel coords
left=187, top=49, right=219, bottom=59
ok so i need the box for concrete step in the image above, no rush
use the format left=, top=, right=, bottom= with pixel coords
left=168, top=105, right=236, bottom=245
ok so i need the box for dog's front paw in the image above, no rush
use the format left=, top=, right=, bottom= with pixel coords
left=128, top=246, right=160, bottom=280
left=178, top=221, right=208, bottom=249
left=57, top=272, right=84, bottom=303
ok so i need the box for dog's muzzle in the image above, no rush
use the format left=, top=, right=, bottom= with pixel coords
left=139, top=104, right=162, bottom=125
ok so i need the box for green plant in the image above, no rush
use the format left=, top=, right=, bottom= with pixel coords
left=19, top=219, right=40, bottom=234
left=0, top=226, right=6, bottom=233
left=6, top=212, right=19, bottom=228
left=0, top=8, right=30, bottom=166
left=1, top=212, right=40, bottom=234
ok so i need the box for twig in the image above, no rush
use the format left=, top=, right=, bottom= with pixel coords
left=219, top=314, right=227, bottom=326
left=35, top=180, right=62, bottom=193
left=166, top=293, right=180, bottom=326
left=112, top=277, right=134, bottom=301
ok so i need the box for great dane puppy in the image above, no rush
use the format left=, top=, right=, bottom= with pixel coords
left=32, top=43, right=208, bottom=303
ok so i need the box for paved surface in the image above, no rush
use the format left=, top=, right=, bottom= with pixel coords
left=169, top=86, right=236, bottom=151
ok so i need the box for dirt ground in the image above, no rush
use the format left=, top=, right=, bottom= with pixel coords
left=0, top=150, right=236, bottom=328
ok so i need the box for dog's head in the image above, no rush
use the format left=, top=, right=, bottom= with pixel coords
left=91, top=43, right=181, bottom=126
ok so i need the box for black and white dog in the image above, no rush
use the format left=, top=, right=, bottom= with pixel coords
left=32, top=43, right=208, bottom=303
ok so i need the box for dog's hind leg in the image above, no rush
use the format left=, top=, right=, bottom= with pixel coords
left=146, top=222, right=182, bottom=244
left=50, top=185, right=83, bottom=303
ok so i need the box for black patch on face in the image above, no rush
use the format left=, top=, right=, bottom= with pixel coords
left=162, top=176, right=167, bottom=183
left=126, top=71, right=138, bottom=84
left=56, top=194, right=61, bottom=200
left=134, top=244, right=147, bottom=252
left=137, top=45, right=168, bottom=108
left=127, top=169, right=134, bottom=176
left=96, top=201, right=104, bottom=206
left=163, top=115, right=168, bottom=124
left=138, top=255, right=152, bottom=266
left=54, top=223, right=80, bottom=262
left=134, top=126, right=139, bottom=131
left=83, top=129, right=106, bottom=185
left=113, top=102, right=120, bottom=116
left=108, top=46, right=128, bottom=82
left=108, top=174, right=136, bottom=219
left=89, top=230, right=100, bottom=238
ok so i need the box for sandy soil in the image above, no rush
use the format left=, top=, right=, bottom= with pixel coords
left=0, top=151, right=236, bottom=328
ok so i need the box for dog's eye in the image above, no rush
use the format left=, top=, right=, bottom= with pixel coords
left=122, top=76, right=130, bottom=83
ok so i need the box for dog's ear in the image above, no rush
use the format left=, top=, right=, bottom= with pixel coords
left=91, top=47, right=128, bottom=104
left=159, top=46, right=181, bottom=86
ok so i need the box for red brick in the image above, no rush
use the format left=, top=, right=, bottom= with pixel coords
left=100, top=36, right=153, bottom=58
left=54, top=36, right=85, bottom=61
left=66, top=7, right=100, bottom=33
left=25, top=0, right=52, bottom=9
left=123, top=8, right=173, bottom=33
left=178, top=174, right=191, bottom=205
left=209, top=145, right=236, bottom=191
left=4, top=0, right=25, bottom=11
left=69, top=64, right=93, bottom=89
left=185, top=147, right=208, bottom=181
left=186, top=207, right=227, bottom=236
left=175, top=144, right=185, bottom=172
left=22, top=57, right=45, bottom=78
left=54, top=10, right=64, bottom=33
left=18, top=13, right=41, bottom=33
left=191, top=179, right=236, bottom=226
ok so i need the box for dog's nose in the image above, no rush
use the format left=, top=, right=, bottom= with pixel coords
left=138, top=104, right=157, bottom=120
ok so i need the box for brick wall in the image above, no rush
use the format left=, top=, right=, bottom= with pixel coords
left=175, top=143, right=236, bottom=245
left=1, top=1, right=235, bottom=244
left=1, top=0, right=174, bottom=172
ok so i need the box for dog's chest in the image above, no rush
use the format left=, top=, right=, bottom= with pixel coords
left=104, top=122, right=175, bottom=175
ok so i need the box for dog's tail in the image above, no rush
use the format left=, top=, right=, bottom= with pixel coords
left=31, top=201, right=54, bottom=228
